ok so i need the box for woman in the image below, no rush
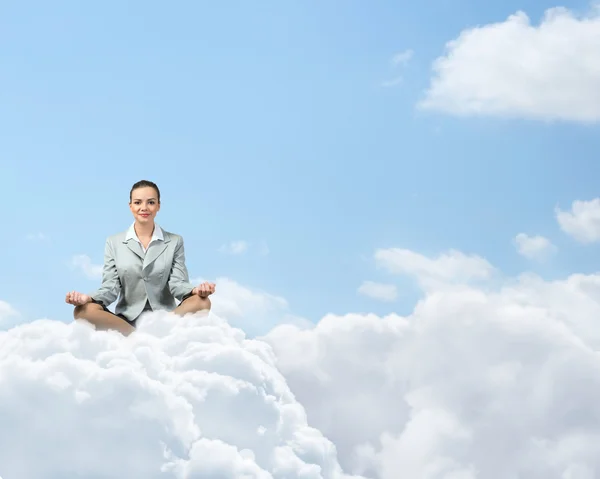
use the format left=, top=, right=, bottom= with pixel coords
left=65, top=179, right=216, bottom=336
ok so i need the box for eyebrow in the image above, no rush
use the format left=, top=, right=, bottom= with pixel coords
left=133, top=198, right=157, bottom=201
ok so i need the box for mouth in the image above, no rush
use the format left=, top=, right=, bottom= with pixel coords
left=140, top=214, right=150, bottom=218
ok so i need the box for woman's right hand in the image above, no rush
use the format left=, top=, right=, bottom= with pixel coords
left=65, top=291, right=91, bottom=306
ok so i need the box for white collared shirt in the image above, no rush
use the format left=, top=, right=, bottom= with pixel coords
left=125, top=222, right=164, bottom=253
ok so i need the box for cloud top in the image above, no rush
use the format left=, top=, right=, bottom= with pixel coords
left=419, top=7, right=600, bottom=122
left=0, top=311, right=362, bottom=479
left=265, top=270, right=600, bottom=478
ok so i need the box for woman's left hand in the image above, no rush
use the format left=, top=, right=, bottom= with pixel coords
left=193, top=281, right=216, bottom=298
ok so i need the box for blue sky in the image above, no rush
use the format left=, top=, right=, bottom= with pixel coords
left=1, top=0, right=599, bottom=327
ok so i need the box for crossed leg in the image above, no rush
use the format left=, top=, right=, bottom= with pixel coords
left=74, top=295, right=211, bottom=336
left=73, top=302, right=135, bottom=336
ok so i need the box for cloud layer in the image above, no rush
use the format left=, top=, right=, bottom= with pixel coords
left=419, top=6, right=600, bottom=122
left=265, top=267, right=600, bottom=478
left=0, top=311, right=364, bottom=479
left=5, top=236, right=600, bottom=478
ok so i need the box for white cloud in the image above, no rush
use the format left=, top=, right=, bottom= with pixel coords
left=382, top=49, right=413, bottom=87
left=513, top=233, right=557, bottom=260
left=0, top=311, right=365, bottom=479
left=374, top=247, right=495, bottom=290
left=6, top=241, right=600, bottom=478
left=264, top=256, right=600, bottom=478
left=391, top=50, right=413, bottom=66
left=219, top=240, right=249, bottom=255
left=0, top=300, right=18, bottom=328
left=556, top=198, right=600, bottom=243
left=419, top=6, right=600, bottom=122
left=357, top=281, right=398, bottom=302
left=190, top=276, right=312, bottom=335
left=0, top=300, right=16, bottom=318
left=219, top=240, right=270, bottom=257
left=71, top=254, right=103, bottom=279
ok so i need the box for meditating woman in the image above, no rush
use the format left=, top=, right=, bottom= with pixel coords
left=65, top=179, right=215, bottom=335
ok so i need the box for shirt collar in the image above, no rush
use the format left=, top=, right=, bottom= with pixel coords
left=125, top=223, right=164, bottom=243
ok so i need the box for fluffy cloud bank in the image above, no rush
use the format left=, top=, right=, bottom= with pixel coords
left=0, top=311, right=364, bottom=479
left=264, top=252, right=600, bottom=478
left=5, top=240, right=600, bottom=478
left=419, top=6, right=600, bottom=122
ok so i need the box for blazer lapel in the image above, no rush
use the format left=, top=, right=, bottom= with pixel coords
left=123, top=238, right=144, bottom=260
left=143, top=234, right=171, bottom=270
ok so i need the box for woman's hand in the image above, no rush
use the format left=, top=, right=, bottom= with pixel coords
left=192, top=282, right=216, bottom=298
left=65, top=291, right=92, bottom=306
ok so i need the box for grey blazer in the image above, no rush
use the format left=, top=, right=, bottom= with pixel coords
left=89, top=228, right=195, bottom=321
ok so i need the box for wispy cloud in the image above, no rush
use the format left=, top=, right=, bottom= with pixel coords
left=391, top=50, right=413, bottom=66
left=382, top=49, right=413, bottom=87
left=374, top=247, right=495, bottom=291
left=71, top=254, right=103, bottom=279
left=357, top=280, right=398, bottom=302
left=218, top=240, right=270, bottom=256
left=218, top=240, right=249, bottom=255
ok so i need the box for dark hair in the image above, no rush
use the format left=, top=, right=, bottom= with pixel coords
left=130, top=180, right=160, bottom=203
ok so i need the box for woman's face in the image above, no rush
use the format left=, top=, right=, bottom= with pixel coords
left=129, top=186, right=160, bottom=224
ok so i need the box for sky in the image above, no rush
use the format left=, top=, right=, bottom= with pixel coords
left=2, top=1, right=600, bottom=478
left=1, top=0, right=599, bottom=327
